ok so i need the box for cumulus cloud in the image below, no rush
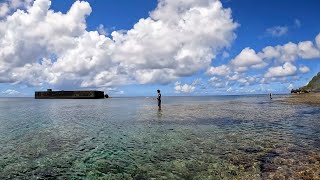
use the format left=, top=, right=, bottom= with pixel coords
left=208, top=76, right=231, bottom=88
left=209, top=76, right=222, bottom=83
left=174, top=82, right=195, bottom=93
left=279, top=42, right=299, bottom=62
left=231, top=47, right=267, bottom=71
left=213, top=33, right=320, bottom=83
left=205, top=65, right=230, bottom=76
left=260, top=39, right=320, bottom=63
left=297, top=41, right=320, bottom=59
left=299, top=65, right=310, bottom=74
left=204, top=32, right=320, bottom=90
left=0, top=0, right=33, bottom=17
left=0, top=3, right=10, bottom=17
left=266, top=26, right=288, bottom=37
left=227, top=73, right=240, bottom=81
left=237, top=76, right=257, bottom=86
left=260, top=46, right=280, bottom=60
left=96, top=24, right=108, bottom=36
left=0, top=0, right=94, bottom=86
left=0, top=0, right=238, bottom=89
left=264, top=62, right=297, bottom=78
left=111, top=0, right=238, bottom=82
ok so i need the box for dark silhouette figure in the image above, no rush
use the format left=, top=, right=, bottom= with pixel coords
left=269, top=93, right=272, bottom=100
left=157, top=89, right=161, bottom=109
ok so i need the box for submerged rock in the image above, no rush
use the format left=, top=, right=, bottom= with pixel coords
left=258, top=150, right=280, bottom=173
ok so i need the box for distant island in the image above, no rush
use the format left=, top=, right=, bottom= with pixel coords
left=291, top=72, right=320, bottom=94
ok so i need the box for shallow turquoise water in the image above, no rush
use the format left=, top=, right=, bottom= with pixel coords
left=0, top=95, right=319, bottom=179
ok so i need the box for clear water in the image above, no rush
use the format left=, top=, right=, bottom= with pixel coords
left=0, top=95, right=319, bottom=179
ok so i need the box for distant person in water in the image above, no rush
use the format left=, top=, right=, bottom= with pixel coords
left=157, top=89, right=161, bottom=109
left=270, top=93, right=272, bottom=99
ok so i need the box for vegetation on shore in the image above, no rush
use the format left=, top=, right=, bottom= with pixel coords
left=291, top=72, right=320, bottom=94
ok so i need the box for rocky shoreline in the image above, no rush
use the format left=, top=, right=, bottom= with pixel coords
left=281, top=92, right=320, bottom=105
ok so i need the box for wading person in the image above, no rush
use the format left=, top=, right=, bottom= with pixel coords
left=157, top=89, right=161, bottom=110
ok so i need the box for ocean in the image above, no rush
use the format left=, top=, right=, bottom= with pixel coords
left=0, top=95, right=319, bottom=179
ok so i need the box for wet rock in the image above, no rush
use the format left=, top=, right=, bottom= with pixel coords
left=94, top=159, right=125, bottom=174
left=258, top=150, right=280, bottom=173
left=260, top=164, right=278, bottom=173
left=258, top=150, right=280, bottom=163
left=240, top=146, right=263, bottom=154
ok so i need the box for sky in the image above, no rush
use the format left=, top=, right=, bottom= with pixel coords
left=0, top=0, right=320, bottom=97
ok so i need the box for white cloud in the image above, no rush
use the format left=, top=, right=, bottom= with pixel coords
left=111, top=0, right=238, bottom=81
left=208, top=76, right=230, bottom=88
left=205, top=65, right=230, bottom=76
left=266, top=26, right=288, bottom=37
left=237, top=76, right=256, bottom=86
left=299, top=65, right=310, bottom=74
left=205, top=33, right=320, bottom=90
left=0, top=0, right=238, bottom=88
left=222, top=51, right=230, bottom=59
left=227, top=73, right=240, bottom=81
left=174, top=82, right=195, bottom=93
left=233, top=66, right=248, bottom=72
left=0, top=0, right=33, bottom=17
left=231, top=47, right=267, bottom=71
left=99, top=87, right=124, bottom=95
left=192, top=78, right=202, bottom=86
left=261, top=43, right=296, bottom=62
left=209, top=76, right=222, bottom=83
left=297, top=41, right=320, bottom=59
left=316, top=33, right=320, bottom=49
left=97, top=24, right=108, bottom=36
left=287, top=83, right=294, bottom=90
left=260, top=46, right=281, bottom=60
left=9, top=0, right=25, bottom=8
left=264, top=62, right=297, bottom=78
left=294, top=19, right=301, bottom=28
left=1, top=89, right=20, bottom=95
left=260, top=40, right=320, bottom=63
left=0, top=3, right=9, bottom=17
left=279, top=42, right=299, bottom=62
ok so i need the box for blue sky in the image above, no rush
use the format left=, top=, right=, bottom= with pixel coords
left=0, top=0, right=320, bottom=96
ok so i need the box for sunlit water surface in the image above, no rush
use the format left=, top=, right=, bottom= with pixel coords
left=0, top=95, right=319, bottom=179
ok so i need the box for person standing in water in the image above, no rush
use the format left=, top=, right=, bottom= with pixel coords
left=157, top=89, right=161, bottom=109
left=270, top=93, right=272, bottom=99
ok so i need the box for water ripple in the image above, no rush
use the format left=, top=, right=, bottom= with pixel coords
left=0, top=96, right=319, bottom=179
